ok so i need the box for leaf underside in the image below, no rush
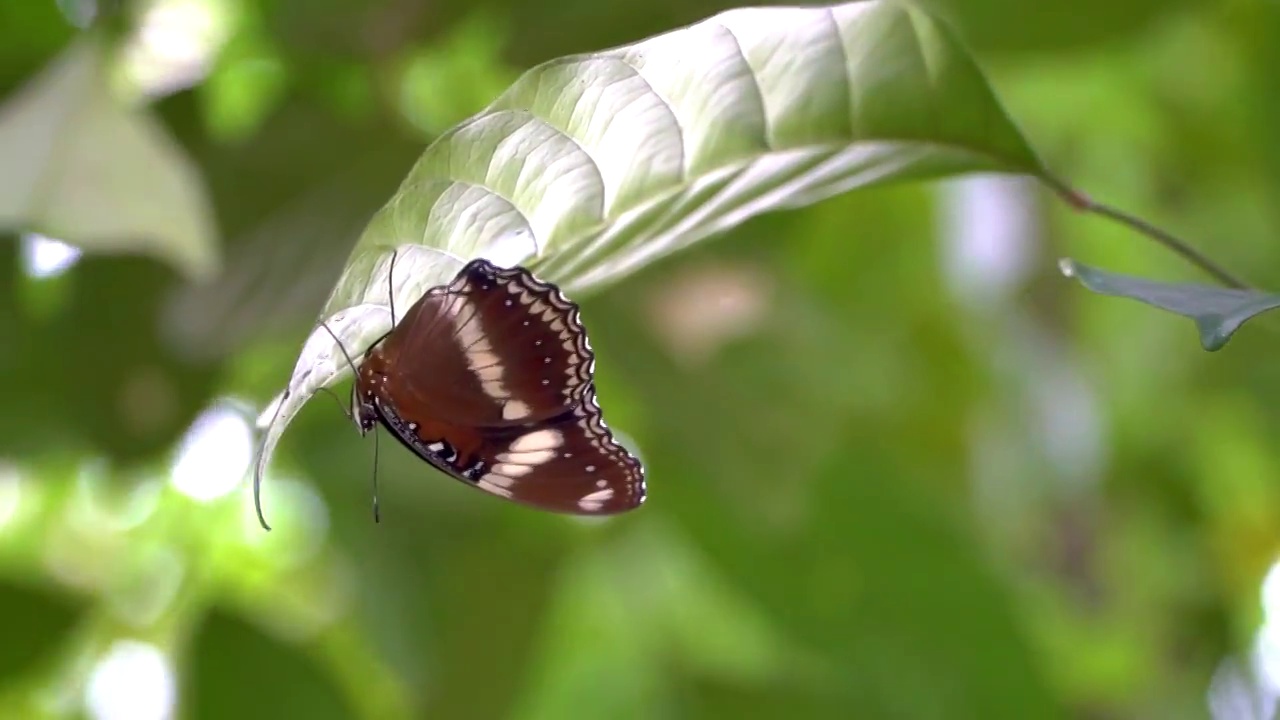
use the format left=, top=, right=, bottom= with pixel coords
left=255, top=0, right=1050, bottom=510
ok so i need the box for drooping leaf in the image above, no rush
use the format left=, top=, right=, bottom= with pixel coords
left=254, top=0, right=1049, bottom=512
left=0, top=34, right=220, bottom=281
left=1059, top=258, right=1280, bottom=351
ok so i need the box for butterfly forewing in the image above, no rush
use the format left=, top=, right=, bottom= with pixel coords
left=381, top=260, right=595, bottom=428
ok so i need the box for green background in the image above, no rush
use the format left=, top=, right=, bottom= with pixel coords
left=3, top=0, right=1279, bottom=718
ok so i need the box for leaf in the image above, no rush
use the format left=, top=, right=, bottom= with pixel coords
left=1059, top=258, right=1280, bottom=351
left=254, top=0, right=1049, bottom=516
left=0, top=34, right=219, bottom=281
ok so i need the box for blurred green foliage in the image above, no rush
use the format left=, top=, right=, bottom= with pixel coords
left=2, top=0, right=1280, bottom=719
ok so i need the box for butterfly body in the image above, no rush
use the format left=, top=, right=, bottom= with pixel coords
left=350, top=258, right=645, bottom=515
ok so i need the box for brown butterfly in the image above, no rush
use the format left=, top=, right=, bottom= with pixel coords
left=348, top=258, right=646, bottom=516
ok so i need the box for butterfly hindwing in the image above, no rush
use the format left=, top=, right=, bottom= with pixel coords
left=372, top=388, right=644, bottom=515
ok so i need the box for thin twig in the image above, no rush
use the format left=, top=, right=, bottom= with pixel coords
left=1045, top=179, right=1250, bottom=290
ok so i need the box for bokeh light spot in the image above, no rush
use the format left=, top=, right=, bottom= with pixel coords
left=85, top=640, right=176, bottom=720
left=0, top=462, right=21, bottom=531
left=20, top=233, right=83, bottom=279
left=122, top=0, right=232, bottom=97
left=172, top=403, right=254, bottom=502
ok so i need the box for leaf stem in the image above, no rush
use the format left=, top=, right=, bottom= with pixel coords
left=1045, top=179, right=1250, bottom=290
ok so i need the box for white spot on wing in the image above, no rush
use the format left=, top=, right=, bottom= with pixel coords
left=503, top=400, right=531, bottom=420
left=478, top=479, right=514, bottom=497
left=452, top=297, right=512, bottom=407
left=492, top=462, right=534, bottom=478
left=496, top=448, right=557, bottom=465
left=578, top=487, right=614, bottom=511
left=510, top=429, right=563, bottom=452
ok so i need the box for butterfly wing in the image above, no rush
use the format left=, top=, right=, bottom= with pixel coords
left=373, top=390, right=645, bottom=515
left=378, top=259, right=595, bottom=428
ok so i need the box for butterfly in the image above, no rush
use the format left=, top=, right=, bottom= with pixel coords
left=346, top=257, right=646, bottom=516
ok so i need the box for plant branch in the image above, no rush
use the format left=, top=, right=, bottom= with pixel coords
left=1045, top=179, right=1250, bottom=290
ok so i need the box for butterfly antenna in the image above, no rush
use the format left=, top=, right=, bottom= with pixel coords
left=387, top=248, right=400, bottom=326
left=372, top=426, right=382, bottom=523
left=318, top=320, right=363, bottom=380
left=318, top=318, right=388, bottom=525
left=316, top=386, right=352, bottom=421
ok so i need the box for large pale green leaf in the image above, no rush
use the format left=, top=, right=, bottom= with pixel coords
left=0, top=34, right=219, bottom=281
left=1059, top=258, right=1280, bottom=351
left=254, top=0, right=1048, bottom=522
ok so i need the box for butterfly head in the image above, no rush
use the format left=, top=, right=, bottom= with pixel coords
left=351, top=351, right=388, bottom=436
